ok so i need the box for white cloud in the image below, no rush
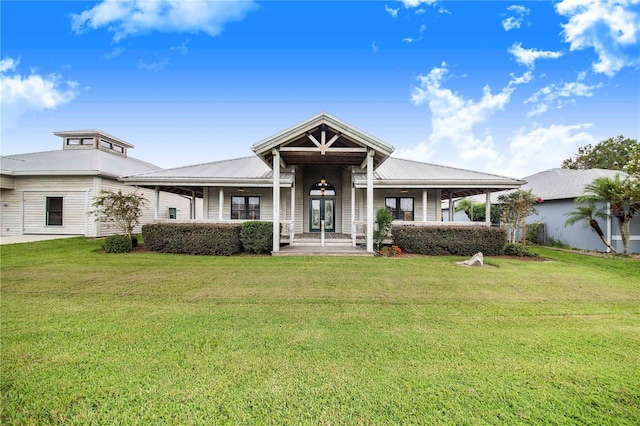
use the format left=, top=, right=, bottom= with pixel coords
left=137, top=58, right=171, bottom=72
left=385, top=4, right=399, bottom=19
left=419, top=24, right=426, bottom=33
left=170, top=39, right=190, bottom=55
left=402, top=63, right=524, bottom=170
left=372, top=41, right=379, bottom=53
left=0, top=57, right=79, bottom=127
left=401, top=0, right=438, bottom=7
left=502, top=4, right=530, bottom=31
left=104, top=47, right=125, bottom=60
left=402, top=37, right=421, bottom=43
left=71, top=0, right=257, bottom=42
left=415, top=9, right=426, bottom=15
left=509, top=42, right=564, bottom=69
left=525, top=77, right=603, bottom=117
left=556, top=0, right=640, bottom=76
left=503, top=124, right=595, bottom=177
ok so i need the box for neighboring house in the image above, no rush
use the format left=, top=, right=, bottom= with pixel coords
left=0, top=130, right=199, bottom=238
left=121, top=113, right=525, bottom=253
left=450, top=168, right=640, bottom=253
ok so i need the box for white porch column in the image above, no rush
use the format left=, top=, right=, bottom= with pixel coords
left=272, top=149, right=281, bottom=252
left=436, top=190, right=442, bottom=221
left=351, top=177, right=356, bottom=247
left=191, top=191, right=196, bottom=219
left=218, top=187, right=224, bottom=221
left=607, top=202, right=612, bottom=249
left=203, top=187, right=209, bottom=220
left=154, top=186, right=160, bottom=220
left=290, top=167, right=296, bottom=242
left=448, top=193, right=454, bottom=222
left=366, top=149, right=375, bottom=253
left=485, top=190, right=491, bottom=225
left=422, top=189, right=428, bottom=222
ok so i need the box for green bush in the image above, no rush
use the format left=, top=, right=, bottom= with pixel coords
left=392, top=225, right=506, bottom=256
left=241, top=221, right=275, bottom=254
left=103, top=234, right=132, bottom=253
left=142, top=223, right=242, bottom=256
left=504, top=243, right=538, bottom=257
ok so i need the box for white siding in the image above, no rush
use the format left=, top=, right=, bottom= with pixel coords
left=99, top=180, right=195, bottom=236
left=0, top=189, right=23, bottom=236
left=23, top=191, right=88, bottom=235
left=206, top=187, right=273, bottom=221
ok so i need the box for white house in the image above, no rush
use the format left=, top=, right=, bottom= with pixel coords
left=121, top=113, right=525, bottom=253
left=0, top=130, right=199, bottom=238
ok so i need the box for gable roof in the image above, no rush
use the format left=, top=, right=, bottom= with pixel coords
left=251, top=112, right=395, bottom=169
left=0, top=149, right=160, bottom=179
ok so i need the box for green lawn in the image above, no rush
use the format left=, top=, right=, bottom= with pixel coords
left=1, top=238, right=639, bottom=425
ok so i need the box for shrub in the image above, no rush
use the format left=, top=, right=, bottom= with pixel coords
left=504, top=243, right=538, bottom=257
left=392, top=225, right=506, bottom=256
left=241, top=221, right=275, bottom=254
left=374, top=207, right=394, bottom=251
left=103, top=234, right=132, bottom=253
left=142, top=223, right=242, bottom=256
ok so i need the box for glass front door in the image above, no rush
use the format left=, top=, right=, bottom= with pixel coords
left=309, top=198, right=335, bottom=232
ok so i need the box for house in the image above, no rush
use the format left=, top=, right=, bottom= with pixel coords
left=0, top=130, right=199, bottom=238
left=121, top=113, right=525, bottom=253
left=450, top=168, right=640, bottom=253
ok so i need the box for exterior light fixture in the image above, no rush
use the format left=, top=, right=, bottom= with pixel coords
left=237, top=188, right=246, bottom=192
left=400, top=189, right=409, bottom=193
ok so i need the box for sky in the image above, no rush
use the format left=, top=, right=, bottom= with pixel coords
left=1, top=0, right=639, bottom=178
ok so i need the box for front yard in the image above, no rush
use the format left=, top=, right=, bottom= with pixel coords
left=1, top=238, right=639, bottom=424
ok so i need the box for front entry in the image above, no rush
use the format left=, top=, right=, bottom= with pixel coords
left=309, top=198, right=335, bottom=232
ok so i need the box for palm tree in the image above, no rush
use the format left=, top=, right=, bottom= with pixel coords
left=577, top=174, right=640, bottom=254
left=565, top=202, right=617, bottom=253
left=454, top=198, right=477, bottom=221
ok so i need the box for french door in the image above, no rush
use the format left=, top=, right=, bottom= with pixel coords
left=309, top=198, right=335, bottom=232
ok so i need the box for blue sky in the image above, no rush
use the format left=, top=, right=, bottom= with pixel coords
left=2, top=0, right=639, bottom=178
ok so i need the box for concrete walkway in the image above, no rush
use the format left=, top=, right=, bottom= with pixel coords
left=273, top=245, right=373, bottom=257
left=0, top=235, right=83, bottom=245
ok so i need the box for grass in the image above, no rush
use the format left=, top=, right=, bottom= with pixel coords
left=1, top=238, right=639, bottom=425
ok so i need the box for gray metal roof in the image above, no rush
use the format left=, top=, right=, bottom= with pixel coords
left=122, top=156, right=294, bottom=186
left=516, top=168, right=627, bottom=200
left=1, top=149, right=160, bottom=179
left=466, top=168, right=627, bottom=203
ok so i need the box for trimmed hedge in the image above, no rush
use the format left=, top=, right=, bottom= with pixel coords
left=241, top=221, right=274, bottom=254
left=103, top=234, right=132, bottom=253
left=142, top=223, right=242, bottom=256
left=392, top=225, right=506, bottom=256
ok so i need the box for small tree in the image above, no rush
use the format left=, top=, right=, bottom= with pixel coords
left=498, top=190, right=539, bottom=244
left=374, top=207, right=394, bottom=251
left=578, top=174, right=640, bottom=254
left=565, top=201, right=617, bottom=253
left=90, top=190, right=147, bottom=242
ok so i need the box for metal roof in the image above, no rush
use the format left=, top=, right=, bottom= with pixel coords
left=466, top=168, right=627, bottom=203
left=1, top=149, right=160, bottom=179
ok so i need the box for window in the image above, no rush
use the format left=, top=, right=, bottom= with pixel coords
left=231, top=196, right=260, bottom=220
left=385, top=197, right=414, bottom=221
left=81, top=137, right=94, bottom=145
left=46, top=197, right=63, bottom=226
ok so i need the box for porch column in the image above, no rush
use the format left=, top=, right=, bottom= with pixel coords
left=607, top=202, right=612, bottom=250
left=366, top=149, right=375, bottom=253
left=203, top=187, right=209, bottom=220
left=272, top=149, right=281, bottom=252
left=218, top=187, right=224, bottom=221
left=422, top=189, right=428, bottom=222
left=191, top=191, right=196, bottom=219
left=154, top=186, right=160, bottom=220
left=290, top=167, right=296, bottom=242
left=436, top=190, right=442, bottom=221
left=448, top=193, right=454, bottom=222
left=351, top=178, right=356, bottom=247
left=485, top=190, right=491, bottom=225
